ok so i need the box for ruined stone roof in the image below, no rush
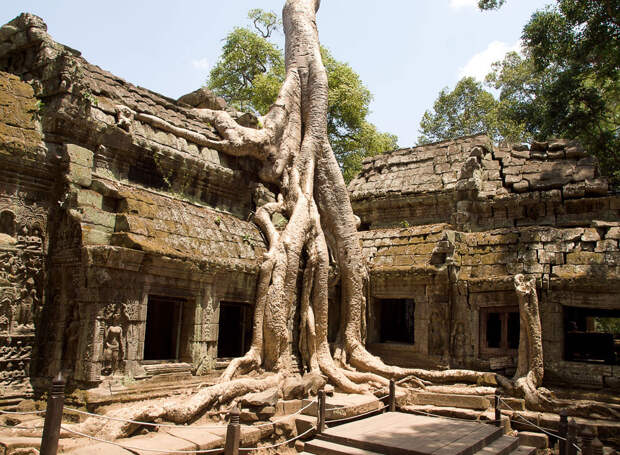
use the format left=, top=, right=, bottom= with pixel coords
left=349, top=135, right=494, bottom=201
left=70, top=175, right=267, bottom=273
left=349, top=134, right=615, bottom=230
left=0, top=14, right=268, bottom=275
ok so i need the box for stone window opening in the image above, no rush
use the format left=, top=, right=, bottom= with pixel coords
left=143, top=295, right=186, bottom=362
left=564, top=306, right=619, bottom=365
left=374, top=298, right=415, bottom=344
left=479, top=306, right=520, bottom=358
left=217, top=301, right=253, bottom=359
left=0, top=210, right=16, bottom=237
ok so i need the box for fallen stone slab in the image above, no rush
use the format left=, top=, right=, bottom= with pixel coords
left=302, top=392, right=383, bottom=420
left=239, top=387, right=279, bottom=408
left=412, top=392, right=491, bottom=410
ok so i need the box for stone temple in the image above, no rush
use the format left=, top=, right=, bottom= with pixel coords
left=0, top=13, right=619, bottom=408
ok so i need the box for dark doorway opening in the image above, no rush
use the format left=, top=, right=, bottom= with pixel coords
left=479, top=306, right=520, bottom=357
left=217, top=302, right=253, bottom=358
left=144, top=295, right=185, bottom=361
left=377, top=298, right=415, bottom=344
left=564, top=306, right=620, bottom=365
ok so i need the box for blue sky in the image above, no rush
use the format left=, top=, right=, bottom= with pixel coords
left=2, top=0, right=550, bottom=148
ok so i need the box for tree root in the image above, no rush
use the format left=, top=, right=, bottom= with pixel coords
left=64, top=374, right=282, bottom=440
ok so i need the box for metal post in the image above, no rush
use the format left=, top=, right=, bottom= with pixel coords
left=559, top=410, right=568, bottom=455
left=494, top=390, right=501, bottom=427
left=224, top=406, right=240, bottom=455
left=581, top=426, right=594, bottom=455
left=567, top=418, right=578, bottom=455
left=40, top=372, right=66, bottom=455
left=317, top=389, right=326, bottom=434
left=389, top=379, right=396, bottom=413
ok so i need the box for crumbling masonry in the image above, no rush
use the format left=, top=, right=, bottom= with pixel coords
left=0, top=14, right=618, bottom=405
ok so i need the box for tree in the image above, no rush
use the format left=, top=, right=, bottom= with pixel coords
left=67, top=0, right=495, bottom=440
left=480, top=0, right=620, bottom=180
left=417, top=76, right=528, bottom=145
left=207, top=9, right=397, bottom=181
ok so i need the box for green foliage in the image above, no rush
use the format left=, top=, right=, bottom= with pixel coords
left=206, top=9, right=397, bottom=182
left=400, top=220, right=410, bottom=228
left=28, top=99, right=45, bottom=121
left=207, top=25, right=284, bottom=113
left=595, top=317, right=620, bottom=335
left=478, top=0, right=506, bottom=10
left=242, top=234, right=254, bottom=246
left=417, top=77, right=527, bottom=145
left=475, top=0, right=620, bottom=181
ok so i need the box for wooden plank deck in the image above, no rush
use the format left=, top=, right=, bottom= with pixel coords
left=318, top=412, right=503, bottom=455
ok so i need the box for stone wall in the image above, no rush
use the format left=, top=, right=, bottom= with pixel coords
left=0, top=13, right=270, bottom=391
left=349, top=135, right=615, bottom=231
left=355, top=136, right=620, bottom=389
left=0, top=71, right=53, bottom=399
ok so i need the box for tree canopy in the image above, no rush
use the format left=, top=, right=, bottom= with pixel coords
left=206, top=9, right=397, bottom=182
left=421, top=0, right=619, bottom=181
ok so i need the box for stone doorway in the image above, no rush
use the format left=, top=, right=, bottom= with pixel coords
left=143, top=295, right=185, bottom=361
left=217, top=301, right=253, bottom=358
left=376, top=298, right=415, bottom=344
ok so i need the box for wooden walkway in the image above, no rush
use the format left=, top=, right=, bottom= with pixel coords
left=302, top=412, right=536, bottom=455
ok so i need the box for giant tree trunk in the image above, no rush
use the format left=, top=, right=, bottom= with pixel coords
left=64, top=0, right=496, bottom=439
left=209, top=0, right=496, bottom=391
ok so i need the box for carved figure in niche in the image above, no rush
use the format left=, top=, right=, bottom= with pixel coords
left=16, top=225, right=28, bottom=247
left=115, top=105, right=135, bottom=131
left=429, top=308, right=446, bottom=356
left=451, top=322, right=466, bottom=365
left=62, top=303, right=80, bottom=373
left=15, top=287, right=34, bottom=333
left=102, top=314, right=123, bottom=376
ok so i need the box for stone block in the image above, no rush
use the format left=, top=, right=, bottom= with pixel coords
left=66, top=162, right=92, bottom=187
left=547, top=150, right=565, bottom=160
left=565, top=144, right=587, bottom=159
left=413, top=392, right=490, bottom=410
left=518, top=431, right=548, bottom=449
left=81, top=206, right=116, bottom=229
left=585, top=179, right=608, bottom=195
left=548, top=139, right=569, bottom=150
left=566, top=251, right=605, bottom=265
left=76, top=188, right=103, bottom=208
left=581, top=228, right=601, bottom=242
left=606, top=227, right=620, bottom=240
left=530, top=141, right=548, bottom=152
left=81, top=227, right=111, bottom=245
left=65, top=143, right=94, bottom=167
left=595, top=239, right=617, bottom=252
left=563, top=182, right=585, bottom=199
left=513, top=180, right=529, bottom=193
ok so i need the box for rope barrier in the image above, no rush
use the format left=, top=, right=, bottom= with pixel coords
left=404, top=406, right=495, bottom=424
left=326, top=405, right=388, bottom=424
left=60, top=426, right=225, bottom=454
left=0, top=422, right=44, bottom=430
left=239, top=426, right=316, bottom=451
left=0, top=409, right=45, bottom=415
left=498, top=398, right=582, bottom=453
left=252, top=399, right=317, bottom=427
left=64, top=406, right=228, bottom=430
left=64, top=398, right=319, bottom=430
